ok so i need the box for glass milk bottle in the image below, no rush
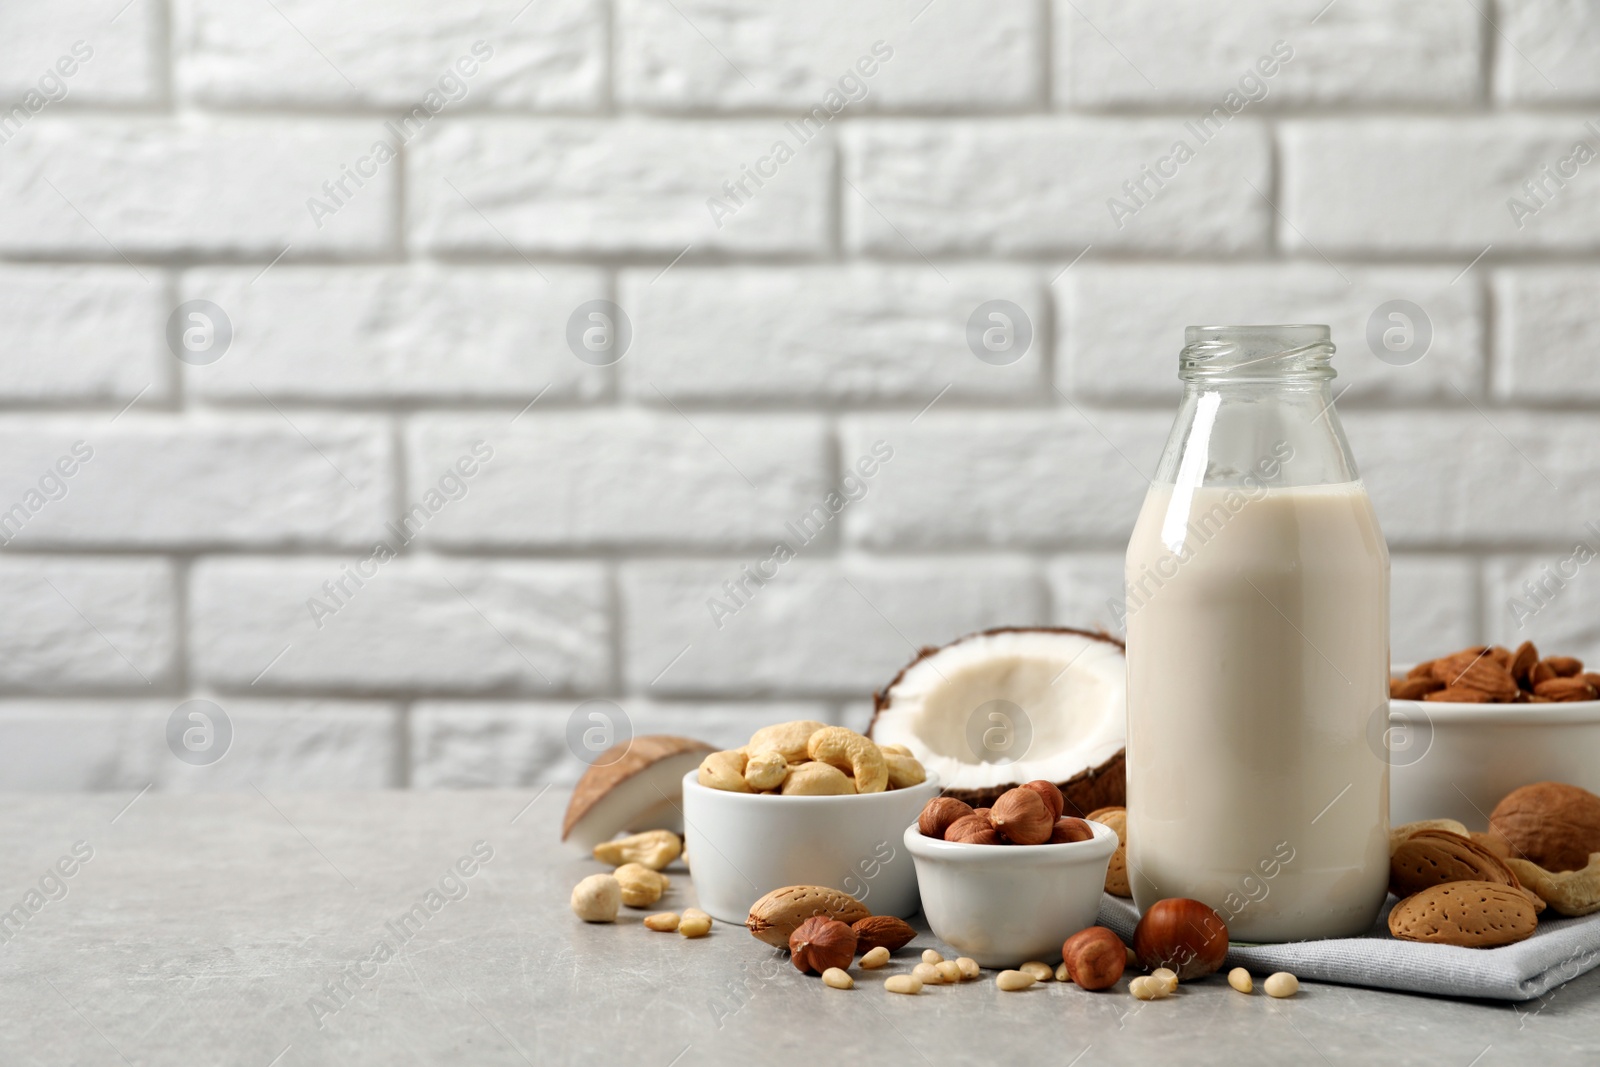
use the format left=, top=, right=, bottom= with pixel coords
left=1124, top=325, right=1390, bottom=942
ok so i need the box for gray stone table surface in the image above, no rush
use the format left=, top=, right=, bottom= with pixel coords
left=2, top=789, right=1598, bottom=1066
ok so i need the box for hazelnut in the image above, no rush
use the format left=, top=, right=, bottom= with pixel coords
left=989, top=787, right=1054, bottom=845
left=1060, top=926, right=1126, bottom=991
left=918, top=796, right=976, bottom=839
left=1049, top=817, right=1094, bottom=844
left=1133, top=898, right=1229, bottom=980
left=944, top=813, right=1001, bottom=845
left=1020, top=780, right=1065, bottom=820
left=789, top=916, right=857, bottom=975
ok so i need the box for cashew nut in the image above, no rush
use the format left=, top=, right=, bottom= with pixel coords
left=614, top=863, right=669, bottom=908
left=747, top=720, right=829, bottom=763
left=593, top=829, right=681, bottom=871
left=880, top=743, right=913, bottom=757
left=697, top=750, right=750, bottom=792
left=884, top=752, right=926, bottom=789
left=744, top=749, right=789, bottom=792
left=780, top=761, right=855, bottom=796
left=806, top=727, right=888, bottom=794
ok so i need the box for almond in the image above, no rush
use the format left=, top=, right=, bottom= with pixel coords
left=746, top=885, right=871, bottom=948
left=1510, top=640, right=1539, bottom=686
left=1544, top=655, right=1584, bottom=678
left=1424, top=685, right=1492, bottom=703
left=1387, top=881, right=1538, bottom=948
left=1389, top=829, right=1520, bottom=898
left=1533, top=677, right=1598, bottom=702
left=852, top=914, right=916, bottom=954
left=1088, top=806, right=1130, bottom=897
left=1391, top=676, right=1443, bottom=701
left=1448, top=657, right=1519, bottom=700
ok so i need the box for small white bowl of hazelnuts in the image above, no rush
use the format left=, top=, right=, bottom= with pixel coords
left=904, top=781, right=1118, bottom=968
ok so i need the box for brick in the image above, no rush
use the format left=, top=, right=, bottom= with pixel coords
left=174, top=0, right=603, bottom=108
left=410, top=120, right=832, bottom=255
left=0, top=416, right=389, bottom=549
left=405, top=412, right=829, bottom=549
left=1493, top=270, right=1600, bottom=400
left=181, top=267, right=608, bottom=403
left=1062, top=264, right=1485, bottom=403
left=0, top=700, right=398, bottom=791
left=623, top=559, right=1044, bottom=695
left=1281, top=119, right=1600, bottom=253
left=1391, top=556, right=1478, bottom=667
left=0, top=266, right=168, bottom=403
left=1047, top=554, right=1126, bottom=635
left=1343, top=412, right=1600, bottom=546
left=0, top=558, right=174, bottom=690
left=409, top=701, right=834, bottom=787
left=1486, top=554, right=1600, bottom=667
left=0, top=120, right=396, bottom=258
left=191, top=558, right=608, bottom=693
left=1056, top=0, right=1480, bottom=107
left=840, top=412, right=1168, bottom=549
left=616, top=0, right=1038, bottom=110
left=619, top=266, right=1045, bottom=403
left=0, top=3, right=159, bottom=105
left=844, top=120, right=1270, bottom=255
left=1495, top=0, right=1600, bottom=103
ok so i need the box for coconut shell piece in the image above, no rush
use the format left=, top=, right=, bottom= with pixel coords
left=561, top=735, right=715, bottom=851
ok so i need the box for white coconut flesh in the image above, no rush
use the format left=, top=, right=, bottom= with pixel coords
left=871, top=630, right=1126, bottom=792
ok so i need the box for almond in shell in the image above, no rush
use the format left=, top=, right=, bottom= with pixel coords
left=1087, top=806, right=1130, bottom=897
left=746, top=885, right=871, bottom=948
left=1389, top=829, right=1524, bottom=900
left=1388, top=881, right=1539, bottom=948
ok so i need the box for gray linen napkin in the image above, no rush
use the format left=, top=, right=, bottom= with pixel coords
left=1097, top=895, right=1600, bottom=1001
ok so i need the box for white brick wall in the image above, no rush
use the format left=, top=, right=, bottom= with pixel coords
left=2, top=0, right=1597, bottom=790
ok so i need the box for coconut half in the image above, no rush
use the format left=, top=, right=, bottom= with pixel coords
left=869, top=627, right=1126, bottom=812
left=562, top=735, right=714, bottom=852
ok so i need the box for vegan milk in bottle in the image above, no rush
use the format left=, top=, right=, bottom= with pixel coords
left=1124, top=325, right=1390, bottom=942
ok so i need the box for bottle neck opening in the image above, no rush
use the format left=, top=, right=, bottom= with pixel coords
left=1180, top=324, right=1336, bottom=383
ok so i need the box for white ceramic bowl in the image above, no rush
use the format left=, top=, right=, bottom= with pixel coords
left=680, top=771, right=940, bottom=924
left=903, top=820, right=1117, bottom=968
left=1389, top=698, right=1600, bottom=825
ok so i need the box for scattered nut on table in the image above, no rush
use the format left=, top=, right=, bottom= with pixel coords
left=678, top=908, right=711, bottom=938
left=1264, top=972, right=1299, bottom=998
left=860, top=946, right=891, bottom=969
left=613, top=863, right=668, bottom=908
left=885, top=974, right=923, bottom=995
left=643, top=912, right=679, bottom=932
left=570, top=874, right=621, bottom=923
left=995, top=970, right=1037, bottom=991
left=822, top=967, right=854, bottom=990
left=1228, top=967, right=1253, bottom=994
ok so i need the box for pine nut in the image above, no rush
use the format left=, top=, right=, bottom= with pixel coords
left=911, top=962, right=944, bottom=985
left=996, top=970, right=1037, bottom=991
left=1228, top=967, right=1253, bottom=994
left=885, top=974, right=923, bottom=995
left=1055, top=961, right=1070, bottom=983
left=956, top=957, right=980, bottom=980
left=822, top=968, right=854, bottom=990
left=1129, top=976, right=1165, bottom=1000
left=1151, top=967, right=1178, bottom=994
left=922, top=949, right=944, bottom=965
left=643, top=912, right=679, bottom=932
left=678, top=913, right=711, bottom=938
left=860, top=946, right=891, bottom=969
left=1264, top=972, right=1299, bottom=998
left=1020, top=961, right=1053, bottom=982
left=935, top=960, right=961, bottom=983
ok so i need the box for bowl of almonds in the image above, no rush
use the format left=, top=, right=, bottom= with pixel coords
left=1389, top=641, right=1600, bottom=825
left=681, top=721, right=937, bottom=923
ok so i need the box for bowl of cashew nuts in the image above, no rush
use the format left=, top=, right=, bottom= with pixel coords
left=681, top=722, right=939, bottom=923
